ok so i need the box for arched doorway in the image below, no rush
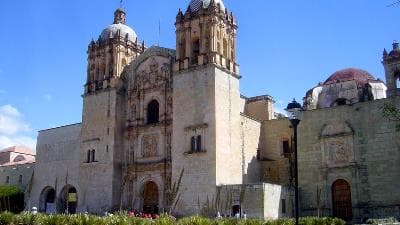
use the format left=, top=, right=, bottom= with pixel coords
left=58, top=185, right=78, bottom=214
left=332, top=179, right=353, bottom=221
left=142, top=181, right=159, bottom=214
left=39, top=187, right=56, bottom=213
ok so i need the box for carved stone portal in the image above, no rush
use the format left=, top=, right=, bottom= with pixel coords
left=321, top=122, right=354, bottom=167
left=142, top=135, right=158, bottom=158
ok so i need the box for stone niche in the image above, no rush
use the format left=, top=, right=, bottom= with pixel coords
left=320, top=122, right=355, bottom=168
left=141, top=134, right=159, bottom=158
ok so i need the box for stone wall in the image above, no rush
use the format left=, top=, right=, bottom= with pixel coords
left=261, top=119, right=292, bottom=185
left=79, top=88, right=122, bottom=213
left=0, top=163, right=34, bottom=191
left=298, top=96, right=400, bottom=221
left=240, top=115, right=261, bottom=183
left=29, top=123, right=81, bottom=212
left=172, top=65, right=218, bottom=216
left=219, top=183, right=293, bottom=219
left=172, top=65, right=244, bottom=216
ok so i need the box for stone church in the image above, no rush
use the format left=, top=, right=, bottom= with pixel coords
left=28, top=0, right=400, bottom=222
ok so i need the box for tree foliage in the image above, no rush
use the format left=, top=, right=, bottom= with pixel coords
left=382, top=103, right=400, bottom=131
left=0, top=186, right=24, bottom=213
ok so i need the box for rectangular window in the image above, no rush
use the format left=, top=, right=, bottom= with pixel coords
left=6, top=176, right=9, bottom=184
left=91, top=149, right=96, bottom=162
left=281, top=199, right=286, bottom=214
left=191, top=136, right=196, bottom=152
left=283, top=140, right=291, bottom=156
left=87, top=150, right=91, bottom=163
left=19, top=175, right=22, bottom=184
left=196, top=135, right=202, bottom=152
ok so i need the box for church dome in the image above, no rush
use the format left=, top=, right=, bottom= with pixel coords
left=323, top=68, right=375, bottom=87
left=189, top=0, right=225, bottom=13
left=99, top=8, right=137, bottom=43
left=100, top=23, right=137, bottom=42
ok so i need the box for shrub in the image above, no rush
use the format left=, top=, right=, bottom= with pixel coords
left=178, top=216, right=212, bottom=225
left=366, top=217, right=398, bottom=225
left=0, top=212, right=14, bottom=225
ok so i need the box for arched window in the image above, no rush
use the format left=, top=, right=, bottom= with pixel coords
left=13, top=155, right=26, bottom=162
left=332, top=98, right=348, bottom=107
left=192, top=38, right=200, bottom=64
left=395, top=70, right=400, bottom=89
left=147, top=100, right=160, bottom=124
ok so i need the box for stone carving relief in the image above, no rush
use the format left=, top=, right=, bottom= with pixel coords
left=324, top=137, right=352, bottom=164
left=131, top=56, right=172, bottom=91
left=321, top=122, right=354, bottom=167
left=142, top=135, right=159, bottom=158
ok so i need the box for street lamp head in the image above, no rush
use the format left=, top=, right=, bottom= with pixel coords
left=285, top=98, right=303, bottom=121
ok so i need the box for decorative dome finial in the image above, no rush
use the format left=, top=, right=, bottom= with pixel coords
left=114, top=8, right=126, bottom=24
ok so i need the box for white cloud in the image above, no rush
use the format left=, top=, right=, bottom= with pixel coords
left=0, top=105, right=30, bottom=135
left=0, top=105, right=36, bottom=151
left=0, top=135, right=36, bottom=151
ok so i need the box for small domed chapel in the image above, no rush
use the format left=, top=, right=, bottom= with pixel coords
left=29, top=0, right=400, bottom=222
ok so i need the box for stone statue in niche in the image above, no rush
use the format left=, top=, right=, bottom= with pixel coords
left=142, top=135, right=158, bottom=158
left=159, top=64, right=170, bottom=81
left=149, top=59, right=159, bottom=84
left=140, top=70, right=149, bottom=84
left=167, top=96, right=173, bottom=114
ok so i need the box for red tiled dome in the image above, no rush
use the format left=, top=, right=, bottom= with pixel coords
left=324, top=68, right=376, bottom=86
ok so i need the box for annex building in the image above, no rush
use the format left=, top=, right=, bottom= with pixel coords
left=28, top=0, right=400, bottom=222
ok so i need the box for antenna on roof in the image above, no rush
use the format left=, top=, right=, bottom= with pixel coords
left=120, top=0, right=123, bottom=8
left=158, top=18, right=161, bottom=46
left=387, top=0, right=400, bottom=7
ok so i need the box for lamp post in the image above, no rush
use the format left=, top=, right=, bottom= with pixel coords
left=285, top=99, right=303, bottom=225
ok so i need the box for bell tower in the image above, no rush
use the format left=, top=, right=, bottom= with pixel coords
left=174, top=0, right=239, bottom=75
left=172, top=0, right=243, bottom=215
left=383, top=41, right=400, bottom=97
left=79, top=8, right=144, bottom=213
left=85, top=8, right=145, bottom=94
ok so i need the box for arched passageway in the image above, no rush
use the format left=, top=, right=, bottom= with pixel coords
left=58, top=185, right=78, bottom=214
left=39, top=187, right=56, bottom=213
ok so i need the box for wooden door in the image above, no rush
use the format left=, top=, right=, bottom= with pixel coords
left=332, top=179, right=352, bottom=221
left=143, top=181, right=159, bottom=214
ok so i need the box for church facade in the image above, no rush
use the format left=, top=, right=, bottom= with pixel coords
left=28, top=0, right=400, bottom=222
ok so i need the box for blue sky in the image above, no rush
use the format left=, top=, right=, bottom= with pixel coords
left=0, top=0, right=399, bottom=150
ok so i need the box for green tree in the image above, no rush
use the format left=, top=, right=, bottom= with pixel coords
left=0, top=185, right=24, bottom=213
left=382, top=103, right=400, bottom=131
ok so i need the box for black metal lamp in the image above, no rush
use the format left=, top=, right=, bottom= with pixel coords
left=285, top=99, right=303, bottom=225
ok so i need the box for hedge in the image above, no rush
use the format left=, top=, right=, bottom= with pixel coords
left=0, top=212, right=346, bottom=225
